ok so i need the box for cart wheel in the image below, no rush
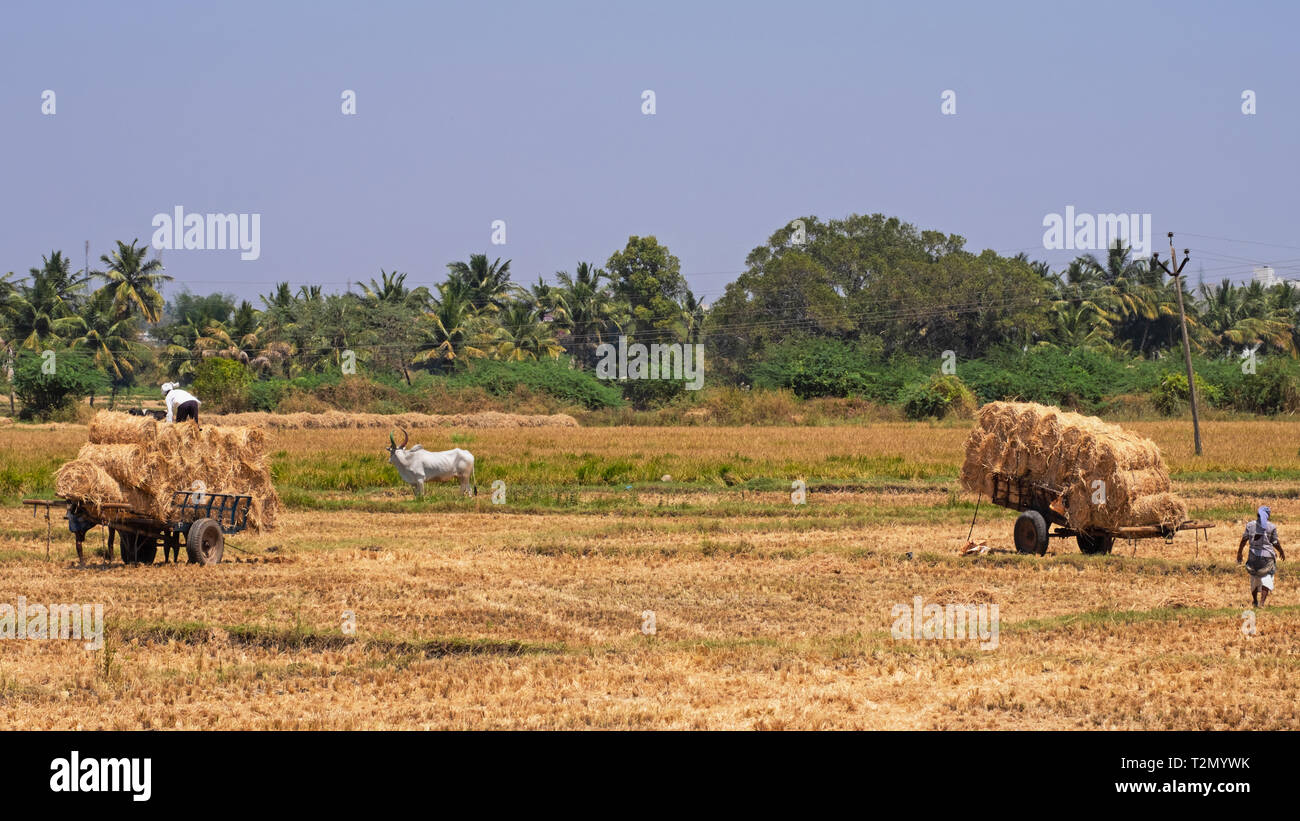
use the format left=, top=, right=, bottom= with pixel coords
left=1013, top=510, right=1049, bottom=555
left=119, top=532, right=157, bottom=564
left=1076, top=531, right=1114, bottom=555
left=135, top=538, right=158, bottom=564
left=117, top=530, right=137, bottom=564
left=186, top=518, right=224, bottom=565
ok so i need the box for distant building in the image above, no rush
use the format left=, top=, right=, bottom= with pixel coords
left=1253, top=265, right=1279, bottom=287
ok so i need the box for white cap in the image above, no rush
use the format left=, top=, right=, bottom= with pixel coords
left=161, top=382, right=175, bottom=394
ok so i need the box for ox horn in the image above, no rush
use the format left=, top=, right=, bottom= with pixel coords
left=397, top=426, right=410, bottom=449
left=388, top=430, right=397, bottom=449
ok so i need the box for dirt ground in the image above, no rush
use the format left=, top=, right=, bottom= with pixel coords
left=0, top=422, right=1295, bottom=729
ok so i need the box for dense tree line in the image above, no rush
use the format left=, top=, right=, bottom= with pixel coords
left=3, top=216, right=1299, bottom=415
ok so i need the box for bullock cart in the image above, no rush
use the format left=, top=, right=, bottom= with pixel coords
left=980, top=472, right=1214, bottom=555
left=23, top=489, right=253, bottom=565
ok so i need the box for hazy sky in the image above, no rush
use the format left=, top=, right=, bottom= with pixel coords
left=3, top=0, right=1298, bottom=305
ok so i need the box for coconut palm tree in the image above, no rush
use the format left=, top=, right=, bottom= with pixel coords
left=525, top=276, right=568, bottom=323
left=0, top=273, right=18, bottom=412
left=1046, top=264, right=1121, bottom=351
left=96, top=240, right=172, bottom=323
left=1048, top=299, right=1122, bottom=353
left=0, top=272, right=19, bottom=344
left=494, top=300, right=565, bottom=361
left=1060, top=243, right=1184, bottom=357
left=256, top=283, right=330, bottom=377
left=245, top=340, right=291, bottom=378
left=359, top=269, right=430, bottom=311
left=70, top=292, right=150, bottom=406
left=296, top=292, right=368, bottom=373
left=678, top=289, right=707, bottom=345
left=445, top=254, right=515, bottom=312
left=31, top=251, right=92, bottom=313
left=416, top=280, right=491, bottom=368
left=554, top=262, right=626, bottom=368
left=5, top=266, right=86, bottom=351
left=1198, top=279, right=1296, bottom=356
left=1265, top=282, right=1300, bottom=353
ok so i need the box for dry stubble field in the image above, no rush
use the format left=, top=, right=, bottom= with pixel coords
left=1, top=421, right=1297, bottom=729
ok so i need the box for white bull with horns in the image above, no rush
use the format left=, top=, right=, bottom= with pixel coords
left=385, top=427, right=477, bottom=497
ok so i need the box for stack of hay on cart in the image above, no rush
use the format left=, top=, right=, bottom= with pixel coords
left=959, top=401, right=1188, bottom=529
left=54, top=411, right=279, bottom=532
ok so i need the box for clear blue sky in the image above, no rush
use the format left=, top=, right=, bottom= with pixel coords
left=3, top=0, right=1298, bottom=305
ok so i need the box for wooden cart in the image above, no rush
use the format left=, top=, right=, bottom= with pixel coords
left=23, top=490, right=252, bottom=565
left=986, top=472, right=1213, bottom=555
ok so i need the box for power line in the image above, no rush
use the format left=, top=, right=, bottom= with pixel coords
left=1178, top=231, right=1300, bottom=254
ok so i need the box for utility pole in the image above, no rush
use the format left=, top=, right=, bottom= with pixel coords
left=1152, top=231, right=1202, bottom=456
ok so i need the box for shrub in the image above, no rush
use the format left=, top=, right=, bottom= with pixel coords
left=898, top=374, right=977, bottom=420
left=750, top=337, right=921, bottom=401
left=1223, top=358, right=1300, bottom=414
left=959, top=346, right=1126, bottom=408
left=618, top=377, right=687, bottom=409
left=448, top=359, right=624, bottom=410
left=12, top=350, right=107, bottom=420
left=314, top=375, right=405, bottom=410
left=1153, top=371, right=1221, bottom=416
left=192, top=358, right=253, bottom=412
left=247, top=380, right=288, bottom=412
left=275, top=390, right=331, bottom=414
left=694, top=386, right=802, bottom=424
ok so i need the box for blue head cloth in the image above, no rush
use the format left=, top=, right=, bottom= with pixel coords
left=1258, top=506, right=1271, bottom=528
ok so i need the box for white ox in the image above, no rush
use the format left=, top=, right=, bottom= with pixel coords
left=386, top=427, right=476, bottom=497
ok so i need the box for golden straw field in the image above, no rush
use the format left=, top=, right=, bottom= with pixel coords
left=1, top=420, right=1298, bottom=729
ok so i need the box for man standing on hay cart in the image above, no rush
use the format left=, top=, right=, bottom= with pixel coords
left=161, top=382, right=201, bottom=427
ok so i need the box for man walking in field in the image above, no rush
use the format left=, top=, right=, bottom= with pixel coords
left=1238, top=506, right=1284, bottom=607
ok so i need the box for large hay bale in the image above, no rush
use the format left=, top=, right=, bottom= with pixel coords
left=58, top=412, right=279, bottom=532
left=75, top=444, right=157, bottom=488
left=960, top=401, right=1188, bottom=529
left=54, top=460, right=124, bottom=516
left=88, top=412, right=158, bottom=444
left=1130, top=492, right=1190, bottom=529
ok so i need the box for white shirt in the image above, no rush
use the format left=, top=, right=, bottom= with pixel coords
left=164, top=389, right=201, bottom=422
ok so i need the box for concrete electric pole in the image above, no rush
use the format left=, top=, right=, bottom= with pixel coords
left=1152, top=232, right=1202, bottom=456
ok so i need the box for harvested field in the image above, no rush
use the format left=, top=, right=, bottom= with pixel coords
left=1, top=419, right=1298, bottom=729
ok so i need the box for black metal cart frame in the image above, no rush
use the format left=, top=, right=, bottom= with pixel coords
left=23, top=490, right=252, bottom=566
left=984, top=472, right=1213, bottom=555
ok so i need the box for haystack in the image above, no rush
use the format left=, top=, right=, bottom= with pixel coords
left=53, top=461, right=124, bottom=515
left=56, top=411, right=279, bottom=532
left=959, top=401, right=1188, bottom=529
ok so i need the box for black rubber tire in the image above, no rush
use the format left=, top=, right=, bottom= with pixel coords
left=135, top=538, right=158, bottom=564
left=1013, top=510, right=1049, bottom=555
left=118, top=532, right=158, bottom=564
left=186, top=518, right=224, bottom=565
left=1077, top=531, right=1115, bottom=555
left=117, top=530, right=137, bottom=564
